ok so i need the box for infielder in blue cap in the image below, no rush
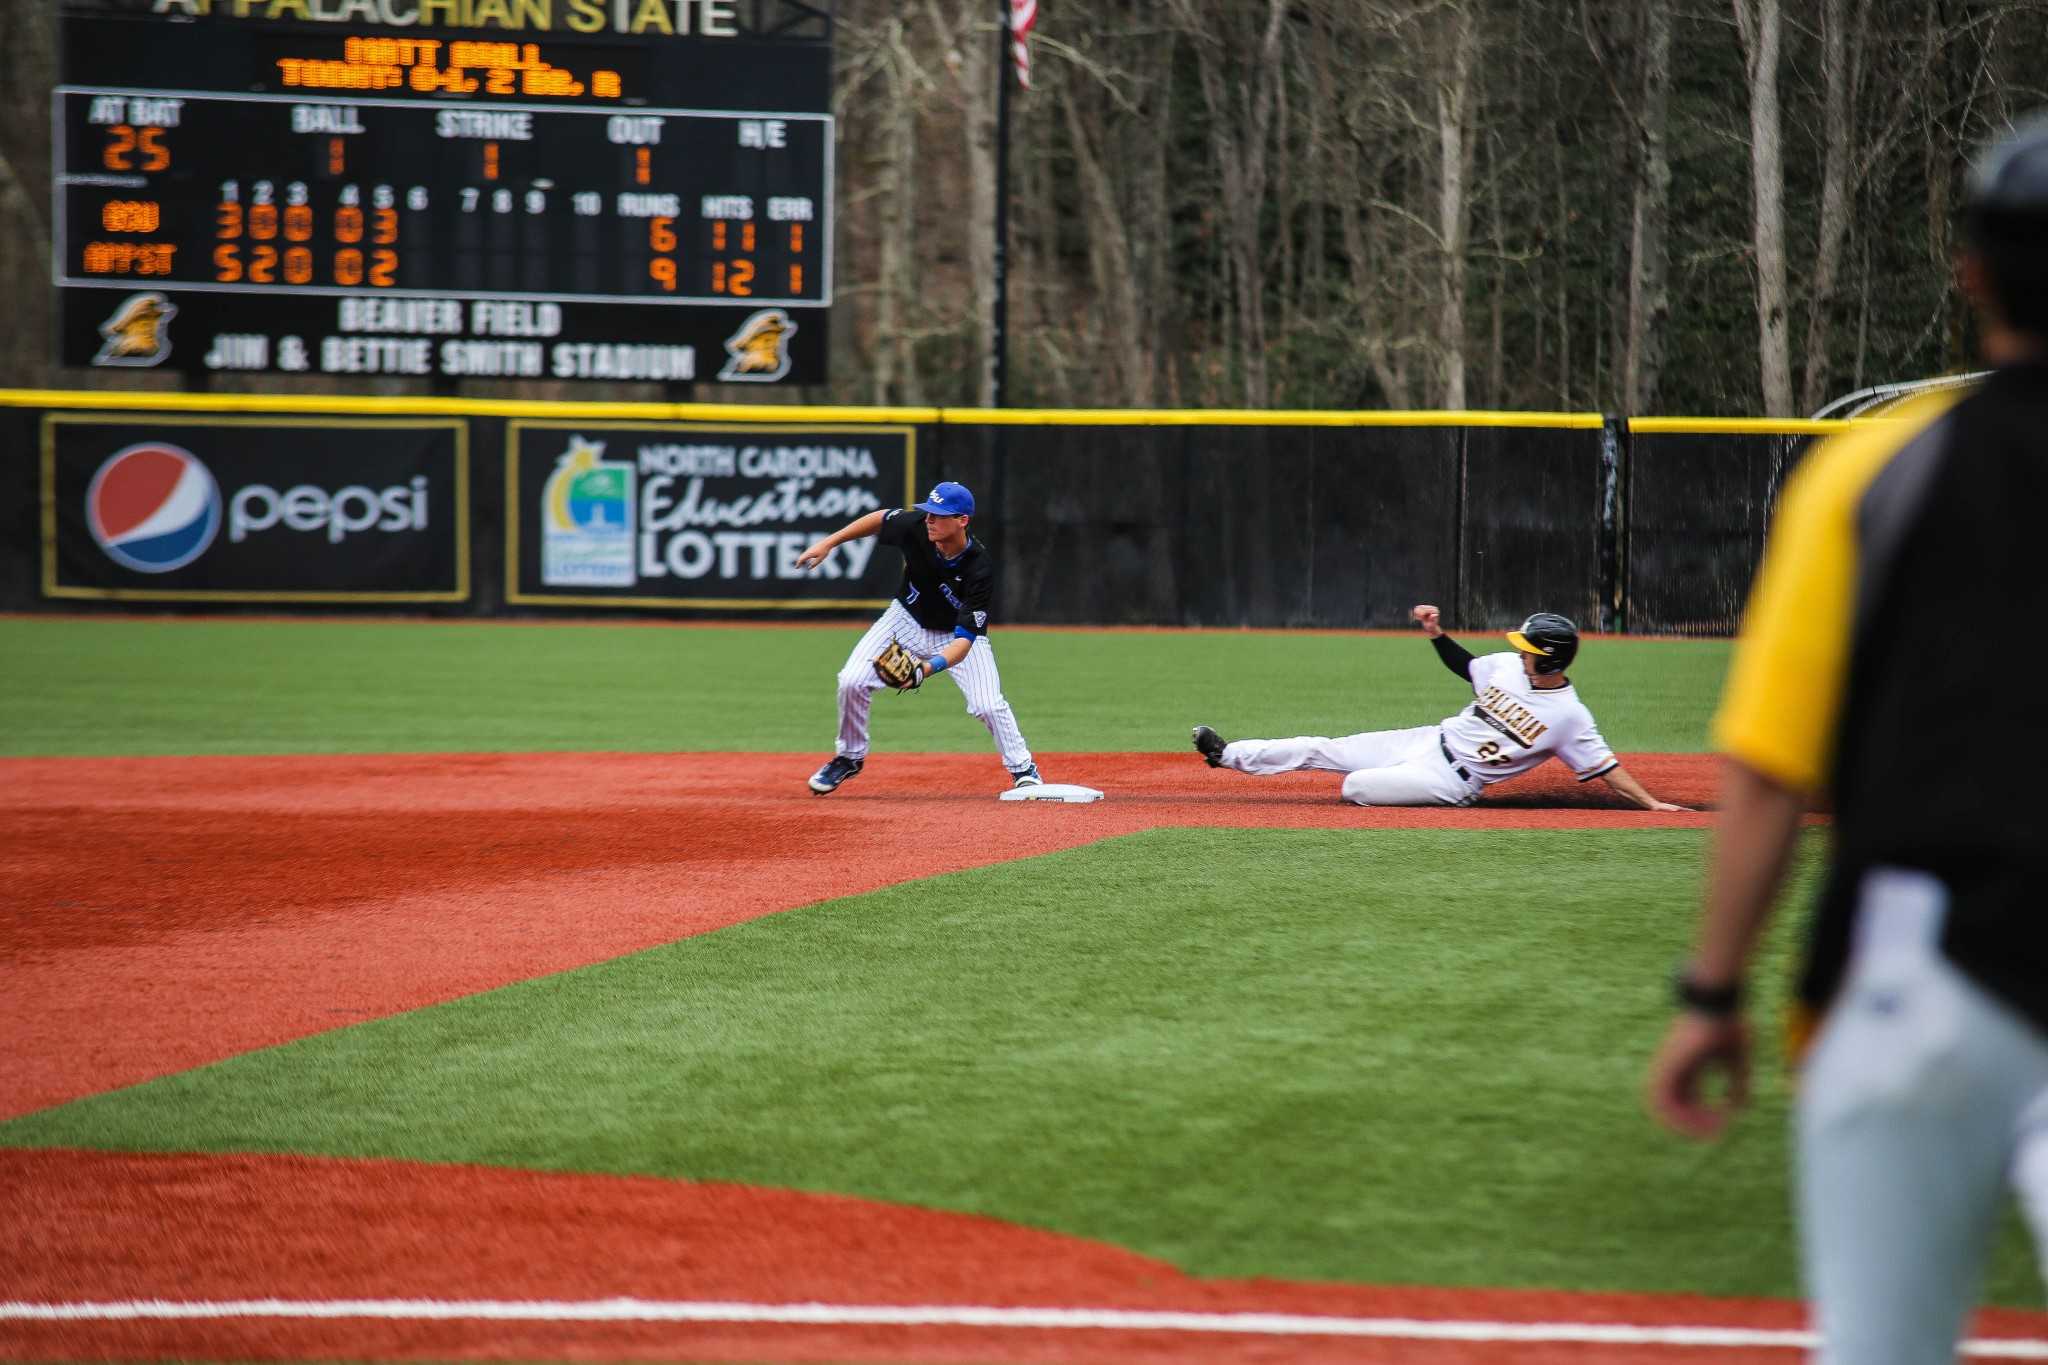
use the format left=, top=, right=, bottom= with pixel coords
left=795, top=481, right=1041, bottom=794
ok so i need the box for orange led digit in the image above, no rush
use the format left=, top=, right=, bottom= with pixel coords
left=103, top=124, right=134, bottom=171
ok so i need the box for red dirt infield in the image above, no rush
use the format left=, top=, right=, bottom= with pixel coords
left=7, top=747, right=1946, bottom=1364
left=6, top=1147, right=2046, bottom=1364
left=1, top=749, right=1717, bottom=1121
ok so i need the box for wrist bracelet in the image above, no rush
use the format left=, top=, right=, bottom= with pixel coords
left=1673, top=969, right=1744, bottom=1017
left=926, top=654, right=949, bottom=676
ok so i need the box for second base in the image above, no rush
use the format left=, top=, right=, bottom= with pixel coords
left=998, top=783, right=1105, bottom=803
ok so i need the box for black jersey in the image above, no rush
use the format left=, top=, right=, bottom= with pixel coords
left=1813, top=364, right=2048, bottom=1031
left=1725, top=364, right=2048, bottom=1034
left=876, top=507, right=996, bottom=637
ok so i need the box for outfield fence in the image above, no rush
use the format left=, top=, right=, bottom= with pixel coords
left=0, top=390, right=1851, bottom=634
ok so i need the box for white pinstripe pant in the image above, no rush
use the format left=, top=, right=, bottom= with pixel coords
left=834, top=600, right=1034, bottom=772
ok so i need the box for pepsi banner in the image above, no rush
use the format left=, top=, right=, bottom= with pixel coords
left=43, top=414, right=467, bottom=602
left=506, top=420, right=915, bottom=610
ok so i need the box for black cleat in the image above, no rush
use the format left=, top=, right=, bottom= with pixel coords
left=808, top=754, right=864, bottom=794
left=1009, top=762, right=1043, bottom=788
left=1192, top=726, right=1226, bottom=768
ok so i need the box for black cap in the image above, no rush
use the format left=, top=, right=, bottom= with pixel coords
left=1965, top=112, right=2048, bottom=218
left=1962, top=112, right=2048, bottom=336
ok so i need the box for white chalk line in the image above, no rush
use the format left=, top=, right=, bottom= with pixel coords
left=3, top=1297, right=2047, bottom=1356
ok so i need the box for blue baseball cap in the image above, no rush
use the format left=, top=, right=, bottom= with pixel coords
left=913, top=481, right=975, bottom=517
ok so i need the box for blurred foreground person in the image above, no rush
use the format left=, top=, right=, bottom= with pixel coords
left=1646, top=113, right=2048, bottom=1362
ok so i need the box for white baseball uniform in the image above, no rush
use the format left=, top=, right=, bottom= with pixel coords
left=1218, top=652, right=1619, bottom=806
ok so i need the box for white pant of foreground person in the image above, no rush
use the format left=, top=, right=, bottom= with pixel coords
left=1220, top=725, right=1483, bottom=807
left=1797, top=868, right=2048, bottom=1365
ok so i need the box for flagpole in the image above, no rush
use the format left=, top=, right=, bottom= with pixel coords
left=991, top=0, right=1011, bottom=409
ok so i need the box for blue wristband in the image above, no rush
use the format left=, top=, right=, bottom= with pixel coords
left=925, top=654, right=950, bottom=676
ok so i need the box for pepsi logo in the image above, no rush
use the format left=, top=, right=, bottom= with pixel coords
left=86, top=443, right=222, bottom=574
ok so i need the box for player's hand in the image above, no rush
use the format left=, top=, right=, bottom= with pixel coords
left=1646, top=1010, right=1752, bottom=1139
left=1645, top=800, right=1689, bottom=813
left=795, top=538, right=834, bottom=571
left=1410, top=604, right=1442, bottom=636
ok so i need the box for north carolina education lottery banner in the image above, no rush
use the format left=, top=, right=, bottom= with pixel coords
left=42, top=413, right=469, bottom=602
left=506, top=421, right=915, bottom=609
left=53, top=0, right=834, bottom=383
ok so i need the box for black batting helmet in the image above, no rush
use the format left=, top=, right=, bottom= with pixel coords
left=1961, top=111, right=2048, bottom=334
left=1505, top=612, right=1579, bottom=675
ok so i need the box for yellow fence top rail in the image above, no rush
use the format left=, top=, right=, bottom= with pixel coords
left=1628, top=416, right=1865, bottom=436
left=952, top=407, right=1606, bottom=428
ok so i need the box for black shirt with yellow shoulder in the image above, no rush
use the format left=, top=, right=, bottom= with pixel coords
left=1715, top=363, right=2048, bottom=1034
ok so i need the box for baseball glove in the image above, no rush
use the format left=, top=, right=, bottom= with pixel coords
left=873, top=640, right=925, bottom=692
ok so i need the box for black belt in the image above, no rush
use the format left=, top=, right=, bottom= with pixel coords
left=1439, top=734, right=1473, bottom=783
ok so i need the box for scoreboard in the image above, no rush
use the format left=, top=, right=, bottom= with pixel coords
left=54, top=1, right=834, bottom=384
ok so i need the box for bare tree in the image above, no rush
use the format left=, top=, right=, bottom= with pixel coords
left=1734, top=0, right=1794, bottom=414
left=1038, top=13, right=1177, bottom=406
left=841, top=16, right=931, bottom=403
left=917, top=0, right=1003, bottom=405
left=1580, top=0, right=1672, bottom=412
left=1168, top=0, right=1288, bottom=406
left=1431, top=1, right=1481, bottom=408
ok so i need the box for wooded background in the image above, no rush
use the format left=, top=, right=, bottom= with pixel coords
left=4, top=0, right=2046, bottom=415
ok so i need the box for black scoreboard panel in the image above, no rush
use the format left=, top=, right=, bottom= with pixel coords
left=56, top=93, right=829, bottom=303
left=55, top=8, right=833, bottom=384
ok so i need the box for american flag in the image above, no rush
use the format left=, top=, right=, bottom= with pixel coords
left=1010, top=0, right=1037, bottom=89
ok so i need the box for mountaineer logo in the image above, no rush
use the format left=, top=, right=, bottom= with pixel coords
left=93, top=292, right=176, bottom=367
left=717, top=308, right=796, bottom=383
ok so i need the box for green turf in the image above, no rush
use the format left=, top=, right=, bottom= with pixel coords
left=7, top=826, right=2034, bottom=1302
left=0, top=616, right=1728, bottom=756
